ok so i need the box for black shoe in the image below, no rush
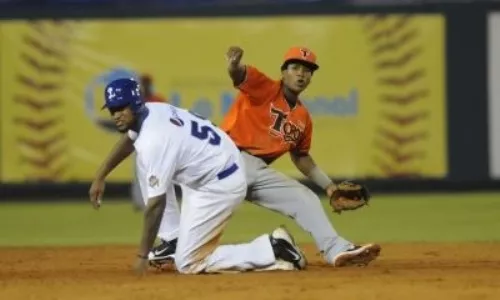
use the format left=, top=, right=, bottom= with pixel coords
left=269, top=226, right=307, bottom=270
left=148, top=238, right=177, bottom=267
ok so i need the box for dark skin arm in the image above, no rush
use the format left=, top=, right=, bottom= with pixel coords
left=290, top=152, right=337, bottom=197
left=89, top=134, right=135, bottom=209
left=226, top=46, right=246, bottom=86
left=134, top=193, right=167, bottom=275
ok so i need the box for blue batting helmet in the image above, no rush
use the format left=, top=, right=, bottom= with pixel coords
left=102, top=78, right=144, bottom=113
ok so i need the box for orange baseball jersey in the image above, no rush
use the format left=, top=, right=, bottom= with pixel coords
left=220, top=66, right=313, bottom=163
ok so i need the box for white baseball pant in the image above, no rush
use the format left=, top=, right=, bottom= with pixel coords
left=138, top=162, right=284, bottom=274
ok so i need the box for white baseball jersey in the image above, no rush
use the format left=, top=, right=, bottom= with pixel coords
left=128, top=102, right=241, bottom=199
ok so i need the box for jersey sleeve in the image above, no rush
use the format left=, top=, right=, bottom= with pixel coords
left=140, top=138, right=177, bottom=199
left=237, top=65, right=278, bottom=105
left=295, top=116, right=313, bottom=155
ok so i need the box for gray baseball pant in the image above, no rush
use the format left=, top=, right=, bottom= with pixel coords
left=240, top=151, right=352, bottom=263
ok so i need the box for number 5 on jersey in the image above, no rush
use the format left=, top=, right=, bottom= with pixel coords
left=191, top=120, right=221, bottom=146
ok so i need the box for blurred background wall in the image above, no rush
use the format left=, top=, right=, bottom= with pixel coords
left=1, top=0, right=499, bottom=200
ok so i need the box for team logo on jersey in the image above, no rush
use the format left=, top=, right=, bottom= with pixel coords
left=269, top=107, right=304, bottom=145
left=282, top=122, right=302, bottom=143
left=149, top=175, right=159, bottom=188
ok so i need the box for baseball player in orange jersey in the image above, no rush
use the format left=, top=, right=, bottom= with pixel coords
left=148, top=46, right=381, bottom=268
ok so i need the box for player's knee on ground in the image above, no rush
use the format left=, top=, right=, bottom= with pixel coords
left=174, top=246, right=214, bottom=274
left=175, top=255, right=208, bottom=274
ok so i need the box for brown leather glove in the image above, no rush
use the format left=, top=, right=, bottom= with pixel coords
left=329, top=181, right=371, bottom=214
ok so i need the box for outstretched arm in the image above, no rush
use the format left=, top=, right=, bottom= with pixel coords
left=96, top=134, right=135, bottom=179
left=225, top=46, right=276, bottom=105
left=289, top=117, right=337, bottom=196
left=89, top=134, right=135, bottom=209
left=226, top=46, right=246, bottom=86
left=290, top=153, right=337, bottom=197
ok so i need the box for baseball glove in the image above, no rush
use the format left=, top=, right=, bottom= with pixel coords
left=329, top=181, right=371, bottom=214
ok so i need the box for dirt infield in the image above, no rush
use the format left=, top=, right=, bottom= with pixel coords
left=1, top=243, right=499, bottom=300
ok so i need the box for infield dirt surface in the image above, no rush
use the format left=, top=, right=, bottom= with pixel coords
left=1, top=242, right=499, bottom=300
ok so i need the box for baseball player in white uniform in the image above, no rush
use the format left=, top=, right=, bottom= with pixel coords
left=88, top=78, right=307, bottom=274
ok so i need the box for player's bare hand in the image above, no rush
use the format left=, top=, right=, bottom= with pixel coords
left=325, top=183, right=337, bottom=198
left=134, top=256, right=149, bottom=276
left=226, top=46, right=244, bottom=66
left=89, top=179, right=105, bottom=210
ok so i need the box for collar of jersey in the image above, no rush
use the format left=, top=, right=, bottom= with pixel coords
left=279, top=82, right=301, bottom=110
left=132, top=105, right=149, bottom=133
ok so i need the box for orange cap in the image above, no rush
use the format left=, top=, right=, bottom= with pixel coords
left=282, top=47, right=319, bottom=71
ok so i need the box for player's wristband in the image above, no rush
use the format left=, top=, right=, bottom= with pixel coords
left=308, top=166, right=334, bottom=190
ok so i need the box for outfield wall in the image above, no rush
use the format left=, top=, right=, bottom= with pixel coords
left=1, top=1, right=500, bottom=200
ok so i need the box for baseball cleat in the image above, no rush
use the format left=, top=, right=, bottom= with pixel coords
left=148, top=238, right=177, bottom=267
left=269, top=226, right=307, bottom=270
left=332, top=243, right=381, bottom=267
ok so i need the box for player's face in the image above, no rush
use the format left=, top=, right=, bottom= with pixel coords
left=109, top=106, right=135, bottom=133
left=281, top=63, right=312, bottom=94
